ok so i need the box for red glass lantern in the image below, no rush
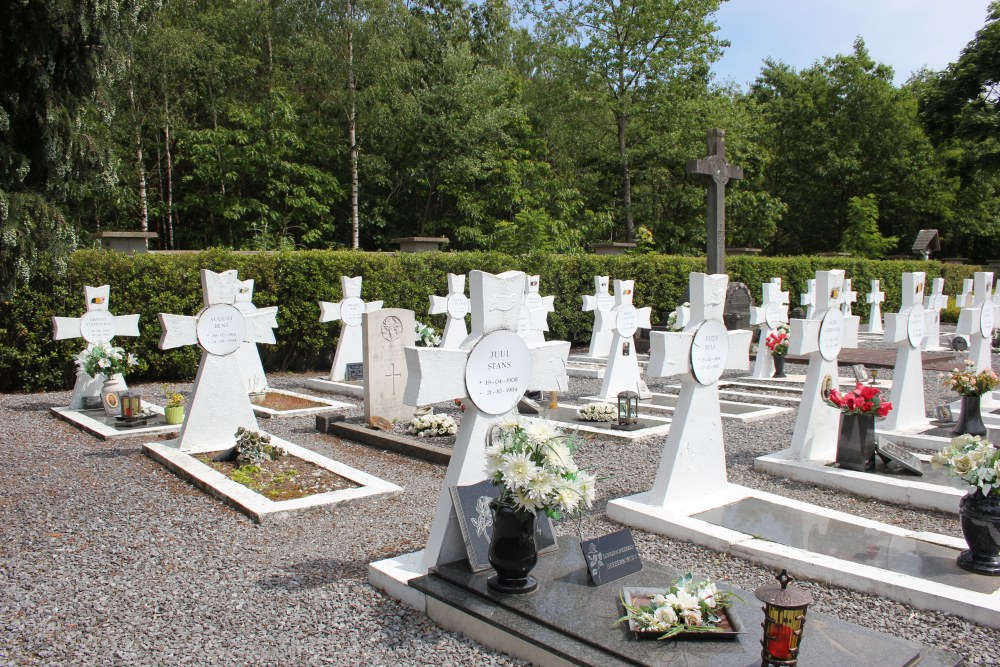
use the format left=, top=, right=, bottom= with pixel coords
left=754, top=569, right=813, bottom=666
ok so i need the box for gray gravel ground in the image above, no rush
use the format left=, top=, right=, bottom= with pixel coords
left=2, top=328, right=998, bottom=666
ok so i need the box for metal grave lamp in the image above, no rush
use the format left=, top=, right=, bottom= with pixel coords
left=119, top=391, right=142, bottom=420
left=754, top=569, right=813, bottom=666
left=615, top=390, right=640, bottom=430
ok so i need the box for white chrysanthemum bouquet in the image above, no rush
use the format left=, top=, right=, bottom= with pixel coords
left=931, top=434, right=1000, bottom=497
left=618, top=573, right=736, bottom=639
left=484, top=418, right=596, bottom=519
left=76, top=343, right=140, bottom=379
left=408, top=411, right=458, bottom=437
left=414, top=321, right=441, bottom=347
left=577, top=403, right=617, bottom=422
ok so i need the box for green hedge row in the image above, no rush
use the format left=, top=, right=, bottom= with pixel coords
left=0, top=249, right=980, bottom=392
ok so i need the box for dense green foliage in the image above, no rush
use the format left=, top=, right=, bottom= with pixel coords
left=0, top=249, right=977, bottom=392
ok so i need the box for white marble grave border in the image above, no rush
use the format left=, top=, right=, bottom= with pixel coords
left=51, top=403, right=178, bottom=441
left=755, top=448, right=964, bottom=514
left=579, top=392, right=790, bottom=424
left=607, top=483, right=1000, bottom=629
left=877, top=420, right=1000, bottom=451
left=539, top=402, right=672, bottom=441
left=302, top=377, right=364, bottom=398
left=143, top=434, right=400, bottom=523
left=565, top=361, right=606, bottom=379
left=251, top=387, right=352, bottom=419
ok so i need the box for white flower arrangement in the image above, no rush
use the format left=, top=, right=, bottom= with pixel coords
left=76, top=343, right=140, bottom=379
left=484, top=418, right=596, bottom=519
left=408, top=411, right=457, bottom=437
left=931, top=434, right=1000, bottom=497
left=577, top=403, right=617, bottom=422
left=617, top=574, right=736, bottom=639
left=415, top=321, right=441, bottom=347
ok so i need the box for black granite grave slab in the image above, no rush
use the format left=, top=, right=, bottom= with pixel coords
left=867, top=459, right=967, bottom=488
left=410, top=536, right=961, bottom=667
left=694, top=498, right=999, bottom=595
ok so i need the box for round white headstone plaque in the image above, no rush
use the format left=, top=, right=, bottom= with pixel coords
left=818, top=309, right=844, bottom=361
left=616, top=305, right=638, bottom=338
left=764, top=302, right=784, bottom=330
left=79, top=310, right=117, bottom=345
left=340, top=296, right=366, bottom=327
left=980, top=302, right=995, bottom=338
left=196, top=304, right=246, bottom=356
left=596, top=295, right=615, bottom=311
left=691, top=319, right=729, bottom=385
left=465, top=330, right=532, bottom=415
left=906, top=304, right=926, bottom=348
left=447, top=294, right=470, bottom=320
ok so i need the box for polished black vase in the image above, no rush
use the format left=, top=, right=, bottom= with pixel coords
left=954, top=395, right=988, bottom=437
left=772, top=355, right=787, bottom=379
left=957, top=490, right=1000, bottom=575
left=835, top=413, right=876, bottom=472
left=487, top=501, right=539, bottom=594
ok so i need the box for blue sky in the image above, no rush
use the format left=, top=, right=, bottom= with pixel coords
left=711, top=0, right=994, bottom=88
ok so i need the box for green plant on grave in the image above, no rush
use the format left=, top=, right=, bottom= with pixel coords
left=162, top=384, right=185, bottom=409
left=230, top=465, right=263, bottom=488
left=234, top=427, right=286, bottom=466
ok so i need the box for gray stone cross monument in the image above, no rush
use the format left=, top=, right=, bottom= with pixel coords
left=686, top=129, right=743, bottom=275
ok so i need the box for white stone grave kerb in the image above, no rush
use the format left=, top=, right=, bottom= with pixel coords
left=158, top=269, right=278, bottom=452
left=52, top=285, right=141, bottom=409
left=880, top=272, right=927, bottom=431
left=593, top=280, right=652, bottom=399
left=922, top=278, right=948, bottom=351
left=319, top=276, right=383, bottom=381
left=750, top=277, right=789, bottom=379
left=581, top=275, right=615, bottom=358
left=403, top=270, right=570, bottom=571
left=643, top=273, right=752, bottom=506
left=428, top=273, right=470, bottom=349
left=956, top=272, right=995, bottom=372
left=866, top=280, right=885, bottom=334
left=516, top=274, right=554, bottom=345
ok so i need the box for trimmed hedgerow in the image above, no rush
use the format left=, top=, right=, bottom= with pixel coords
left=0, top=249, right=980, bottom=392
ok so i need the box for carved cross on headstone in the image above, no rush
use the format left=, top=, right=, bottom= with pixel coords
left=686, top=129, right=743, bottom=275
left=594, top=280, right=652, bottom=399
left=517, top=274, right=555, bottom=345
left=882, top=272, right=927, bottom=431
left=750, top=278, right=789, bottom=379
left=428, top=273, right=470, bottom=349
left=319, top=276, right=384, bottom=381
left=52, top=285, right=141, bottom=409
left=801, top=279, right=817, bottom=320
left=582, top=275, right=616, bottom=357
left=866, top=280, right=885, bottom=334
left=957, top=272, right=995, bottom=372
left=158, top=270, right=279, bottom=452
left=403, top=270, right=570, bottom=570
left=922, top=277, right=948, bottom=351
left=645, top=273, right=752, bottom=505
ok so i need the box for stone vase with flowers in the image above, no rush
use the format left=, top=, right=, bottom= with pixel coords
left=764, top=325, right=790, bottom=378
left=943, top=360, right=1000, bottom=437
left=824, top=383, right=892, bottom=471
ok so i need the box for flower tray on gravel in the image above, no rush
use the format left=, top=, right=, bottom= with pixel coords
left=197, top=451, right=358, bottom=501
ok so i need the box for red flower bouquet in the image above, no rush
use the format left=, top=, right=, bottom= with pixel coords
left=825, top=383, right=892, bottom=419
left=764, top=325, right=790, bottom=356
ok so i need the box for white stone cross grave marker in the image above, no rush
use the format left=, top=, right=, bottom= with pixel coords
left=594, top=280, right=652, bottom=399
left=52, top=285, right=140, bottom=409
left=801, top=279, right=817, bottom=319
left=428, top=273, right=470, bottom=349
left=644, top=273, right=752, bottom=505
left=839, top=278, right=861, bottom=348
left=158, top=270, right=278, bottom=452
left=403, top=270, right=570, bottom=570
left=866, top=280, right=885, bottom=334
left=881, top=272, right=927, bottom=431
left=232, top=278, right=270, bottom=393
left=922, top=278, right=949, bottom=351
left=956, top=272, right=995, bottom=372
left=517, top=274, right=555, bottom=345
left=319, top=276, right=384, bottom=381
left=750, top=277, right=789, bottom=379
left=788, top=270, right=857, bottom=462
left=956, top=278, right=974, bottom=308
left=581, top=275, right=616, bottom=357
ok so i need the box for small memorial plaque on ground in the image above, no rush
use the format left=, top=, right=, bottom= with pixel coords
left=346, top=363, right=364, bottom=381
left=935, top=405, right=954, bottom=423
left=852, top=364, right=869, bottom=383
left=876, top=438, right=924, bottom=476
left=580, top=528, right=642, bottom=586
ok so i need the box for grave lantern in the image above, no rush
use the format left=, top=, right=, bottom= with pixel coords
left=755, top=569, right=813, bottom=667
left=616, top=390, right=639, bottom=430
left=119, top=391, right=141, bottom=419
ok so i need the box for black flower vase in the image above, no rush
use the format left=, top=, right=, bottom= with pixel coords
left=835, top=413, right=876, bottom=472
left=772, top=355, right=787, bottom=379
left=487, top=501, right=539, bottom=594
left=957, top=490, right=1000, bottom=575
left=954, top=395, right=988, bottom=437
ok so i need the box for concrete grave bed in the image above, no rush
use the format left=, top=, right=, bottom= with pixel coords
left=51, top=403, right=179, bottom=440
left=250, top=388, right=351, bottom=418
left=581, top=392, right=790, bottom=423
left=540, top=404, right=672, bottom=440
left=302, top=377, right=365, bottom=398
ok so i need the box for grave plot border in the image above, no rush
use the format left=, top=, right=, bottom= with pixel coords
left=579, top=393, right=790, bottom=424
left=51, top=404, right=178, bottom=441
left=541, top=403, right=672, bottom=441
left=303, top=377, right=364, bottom=398
left=251, top=387, right=352, bottom=419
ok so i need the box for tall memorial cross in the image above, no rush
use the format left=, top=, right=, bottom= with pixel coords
left=428, top=273, right=470, bottom=349
left=233, top=278, right=271, bottom=393
left=839, top=278, right=861, bottom=349
left=517, top=274, right=555, bottom=346
left=159, top=270, right=278, bottom=452
left=866, top=280, right=886, bottom=334
left=957, top=271, right=995, bottom=372
left=956, top=278, right=974, bottom=309
left=686, top=129, right=744, bottom=275
left=840, top=279, right=858, bottom=316
left=319, top=276, right=384, bottom=381
left=582, top=275, right=616, bottom=358
left=801, top=279, right=817, bottom=319
left=788, top=270, right=856, bottom=462
left=52, top=285, right=141, bottom=409
left=594, top=280, right=652, bottom=399
left=881, top=272, right=927, bottom=431
left=644, top=273, right=752, bottom=505
left=922, top=278, right=948, bottom=351
left=403, top=270, right=570, bottom=570
left=750, top=278, right=789, bottom=379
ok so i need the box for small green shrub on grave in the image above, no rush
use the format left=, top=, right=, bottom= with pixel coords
left=0, top=248, right=982, bottom=391
left=230, top=465, right=263, bottom=488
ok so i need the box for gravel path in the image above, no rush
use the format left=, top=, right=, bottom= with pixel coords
left=2, top=329, right=997, bottom=666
